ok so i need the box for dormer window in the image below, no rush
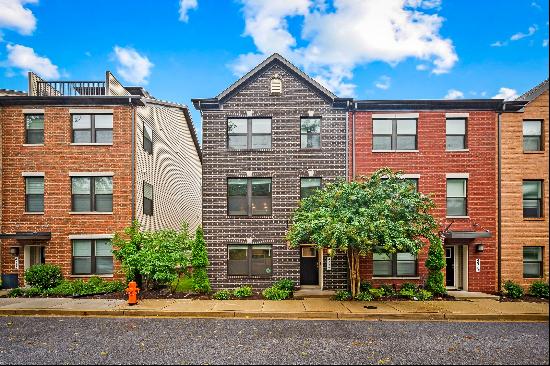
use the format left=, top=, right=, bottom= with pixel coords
left=270, top=77, right=282, bottom=95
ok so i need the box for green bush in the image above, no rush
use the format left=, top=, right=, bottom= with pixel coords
left=273, top=278, right=295, bottom=292
left=399, top=289, right=417, bottom=299
left=7, top=288, right=25, bottom=298
left=333, top=290, right=352, bottom=301
left=425, top=236, right=446, bottom=295
left=355, top=291, right=373, bottom=301
left=233, top=286, right=253, bottom=298
left=379, top=284, right=396, bottom=297
left=213, top=289, right=231, bottom=300
left=24, top=264, right=63, bottom=290
left=24, top=287, right=43, bottom=297
left=191, top=227, right=211, bottom=293
left=416, top=289, right=433, bottom=301
left=262, top=286, right=291, bottom=300
left=359, top=281, right=372, bottom=293
left=368, top=288, right=385, bottom=299
left=400, top=283, right=418, bottom=292
left=503, top=280, right=524, bottom=299
left=44, top=278, right=125, bottom=297
left=425, top=272, right=446, bottom=296
left=529, top=281, right=549, bottom=299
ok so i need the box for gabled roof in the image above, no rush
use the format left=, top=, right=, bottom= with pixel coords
left=516, top=79, right=549, bottom=102
left=193, top=53, right=337, bottom=110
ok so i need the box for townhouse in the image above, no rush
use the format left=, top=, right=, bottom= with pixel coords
left=501, top=80, right=549, bottom=287
left=0, top=72, right=202, bottom=287
left=193, top=54, right=349, bottom=290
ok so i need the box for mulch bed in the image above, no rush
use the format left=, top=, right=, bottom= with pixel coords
left=499, top=295, right=549, bottom=303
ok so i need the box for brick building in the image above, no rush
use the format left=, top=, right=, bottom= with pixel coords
left=349, top=101, right=512, bottom=293
left=501, top=80, right=549, bottom=288
left=193, top=54, right=349, bottom=290
left=0, top=72, right=202, bottom=287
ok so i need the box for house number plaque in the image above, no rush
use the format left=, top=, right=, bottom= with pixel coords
left=475, top=258, right=481, bottom=272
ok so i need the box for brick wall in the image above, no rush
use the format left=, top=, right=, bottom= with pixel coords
left=0, top=105, right=133, bottom=284
left=501, top=90, right=549, bottom=287
left=202, top=63, right=348, bottom=290
left=351, top=111, right=498, bottom=293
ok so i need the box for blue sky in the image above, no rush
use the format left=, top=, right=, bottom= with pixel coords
left=0, top=0, right=548, bottom=140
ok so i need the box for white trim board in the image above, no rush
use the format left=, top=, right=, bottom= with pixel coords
left=68, top=234, right=114, bottom=240
left=69, top=172, right=114, bottom=177
left=446, top=173, right=469, bottom=179
left=372, top=113, right=419, bottom=119
left=22, top=172, right=45, bottom=177
left=69, top=108, right=113, bottom=114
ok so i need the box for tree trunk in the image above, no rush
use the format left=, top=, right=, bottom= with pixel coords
left=348, top=248, right=361, bottom=297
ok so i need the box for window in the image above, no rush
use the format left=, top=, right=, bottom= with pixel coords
left=270, top=78, right=282, bottom=94
left=301, top=118, right=321, bottom=149
left=523, top=247, right=543, bottom=278
left=446, top=118, right=467, bottom=150
left=523, top=120, right=543, bottom=152
left=300, top=178, right=322, bottom=199
left=25, top=177, right=44, bottom=212
left=373, top=119, right=417, bottom=151
left=523, top=180, right=543, bottom=218
left=227, top=118, right=271, bottom=149
left=72, top=239, right=113, bottom=275
left=71, top=176, right=113, bottom=212
left=143, top=123, right=153, bottom=154
left=72, top=114, right=113, bottom=143
left=405, top=178, right=418, bottom=191
left=373, top=251, right=417, bottom=277
left=143, top=182, right=153, bottom=216
left=228, top=244, right=272, bottom=276
left=25, top=114, right=44, bottom=144
left=227, top=178, right=272, bottom=216
left=447, top=179, right=467, bottom=216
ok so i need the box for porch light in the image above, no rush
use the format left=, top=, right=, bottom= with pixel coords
left=9, top=247, right=20, bottom=256
left=475, top=243, right=484, bottom=253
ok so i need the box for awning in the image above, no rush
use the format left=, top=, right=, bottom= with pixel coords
left=0, top=232, right=51, bottom=240
left=444, top=231, right=491, bottom=239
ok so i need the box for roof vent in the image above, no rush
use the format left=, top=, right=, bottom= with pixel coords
left=270, top=77, right=282, bottom=95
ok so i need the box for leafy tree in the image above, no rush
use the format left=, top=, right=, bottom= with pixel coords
left=191, top=226, right=211, bottom=293
left=425, top=236, right=447, bottom=295
left=112, top=220, right=193, bottom=290
left=286, top=168, right=444, bottom=297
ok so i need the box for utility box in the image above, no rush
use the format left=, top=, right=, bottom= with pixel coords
left=1, top=274, right=19, bottom=289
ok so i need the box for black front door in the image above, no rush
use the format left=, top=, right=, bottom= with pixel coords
left=445, top=246, right=455, bottom=287
left=300, top=247, right=319, bottom=285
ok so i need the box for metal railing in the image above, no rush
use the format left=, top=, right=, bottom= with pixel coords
left=36, top=81, right=106, bottom=96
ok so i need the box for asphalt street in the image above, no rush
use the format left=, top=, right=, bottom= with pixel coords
left=0, top=317, right=548, bottom=365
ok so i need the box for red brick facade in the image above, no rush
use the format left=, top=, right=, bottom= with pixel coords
left=1, top=105, right=134, bottom=284
left=350, top=111, right=498, bottom=293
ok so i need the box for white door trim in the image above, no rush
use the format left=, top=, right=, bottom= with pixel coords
left=462, top=244, right=469, bottom=291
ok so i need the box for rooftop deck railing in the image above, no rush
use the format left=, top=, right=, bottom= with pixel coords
left=36, top=81, right=106, bottom=96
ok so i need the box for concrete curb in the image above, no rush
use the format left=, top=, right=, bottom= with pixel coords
left=0, top=308, right=547, bottom=322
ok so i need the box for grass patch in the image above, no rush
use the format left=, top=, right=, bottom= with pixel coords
left=171, top=275, right=194, bottom=293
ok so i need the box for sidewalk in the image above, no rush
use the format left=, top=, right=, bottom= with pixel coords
left=0, top=297, right=547, bottom=321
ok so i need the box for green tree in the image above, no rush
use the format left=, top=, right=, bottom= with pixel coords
left=286, top=168, right=444, bottom=297
left=191, top=226, right=211, bottom=293
left=425, top=236, right=447, bottom=295
left=112, top=220, right=193, bottom=290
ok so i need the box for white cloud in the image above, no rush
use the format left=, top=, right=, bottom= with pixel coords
left=375, top=75, right=391, bottom=90
left=444, top=89, right=464, bottom=100
left=510, top=25, right=537, bottom=41
left=481, top=91, right=487, bottom=97
left=233, top=0, right=458, bottom=96
left=5, top=43, right=59, bottom=78
left=0, top=0, right=37, bottom=35
left=543, top=39, right=548, bottom=47
left=416, top=64, right=428, bottom=71
left=113, top=46, right=153, bottom=85
left=492, top=87, right=518, bottom=101
left=178, top=0, right=198, bottom=22
left=405, top=0, right=441, bottom=9
left=491, top=41, right=507, bottom=47
left=531, top=1, right=541, bottom=9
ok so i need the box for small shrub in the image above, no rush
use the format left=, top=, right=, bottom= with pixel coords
left=503, top=280, right=524, bottom=299
left=7, top=288, right=25, bottom=298
left=425, top=272, right=446, bottom=296
left=355, top=291, right=373, bottom=301
left=43, top=278, right=125, bottom=297
left=416, top=289, right=433, bottom=301
left=24, top=287, right=43, bottom=298
left=400, top=283, right=418, bottom=292
left=273, top=278, right=295, bottom=292
left=368, top=288, right=385, bottom=299
left=213, top=289, right=231, bottom=300
left=191, top=227, right=211, bottom=293
left=233, top=286, right=253, bottom=298
left=529, top=281, right=549, bottom=299
left=24, top=264, right=63, bottom=290
left=359, top=281, right=372, bottom=293
left=333, top=290, right=352, bottom=301
left=262, top=286, right=291, bottom=300
left=379, top=284, right=396, bottom=297
left=399, top=289, right=417, bottom=300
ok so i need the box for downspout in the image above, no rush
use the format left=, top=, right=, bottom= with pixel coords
left=497, top=106, right=504, bottom=294
left=131, top=99, right=136, bottom=223
left=345, top=101, right=349, bottom=181
left=352, top=102, right=357, bottom=180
